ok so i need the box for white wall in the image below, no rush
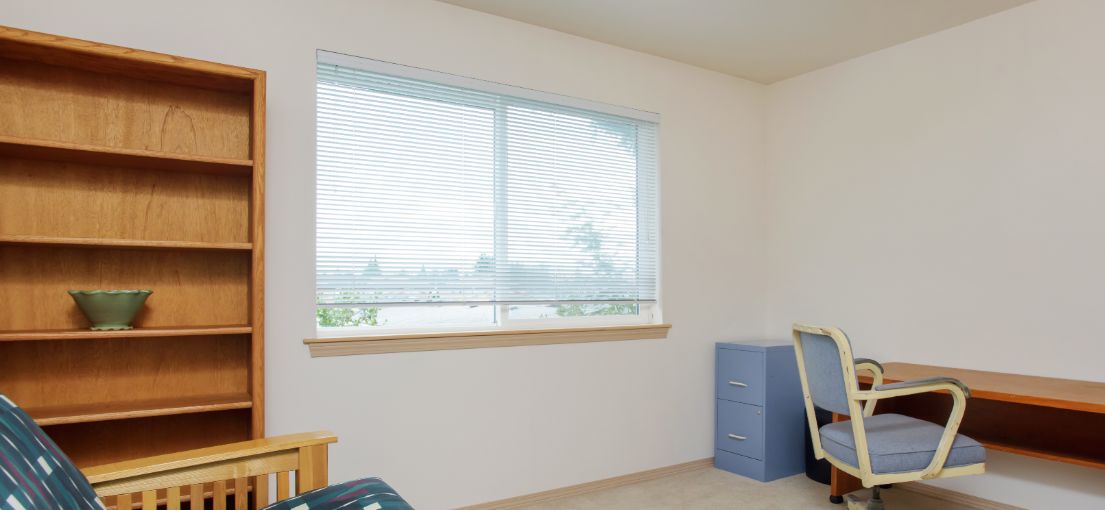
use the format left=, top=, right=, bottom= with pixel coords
left=0, top=1, right=768, bottom=508
left=7, top=0, right=1103, bottom=507
left=764, top=1, right=1105, bottom=508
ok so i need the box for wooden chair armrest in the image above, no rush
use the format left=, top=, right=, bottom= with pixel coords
left=83, top=431, right=336, bottom=498
left=853, top=378, right=970, bottom=479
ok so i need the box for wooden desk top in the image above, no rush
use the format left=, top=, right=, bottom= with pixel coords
left=865, top=362, right=1105, bottom=414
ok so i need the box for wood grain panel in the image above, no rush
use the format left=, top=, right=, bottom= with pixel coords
left=295, top=445, right=328, bottom=494
left=47, top=410, right=251, bottom=468
left=249, top=71, right=266, bottom=440
left=305, top=323, right=673, bottom=357
left=141, top=490, right=156, bottom=510
left=0, top=57, right=250, bottom=159
left=83, top=431, right=335, bottom=485
left=890, top=392, right=1105, bottom=469
left=0, top=246, right=249, bottom=330
left=253, top=475, right=268, bottom=510
left=166, top=486, right=181, bottom=510
left=26, top=393, right=252, bottom=426
left=0, top=26, right=258, bottom=92
left=0, top=135, right=252, bottom=174
left=189, top=484, right=204, bottom=510
left=0, top=235, right=251, bottom=252
left=866, top=362, right=1105, bottom=414
left=234, top=478, right=247, bottom=510
left=275, top=472, right=289, bottom=500
left=0, top=325, right=252, bottom=341
left=0, top=335, right=249, bottom=409
left=0, top=158, right=249, bottom=243
left=213, top=480, right=227, bottom=510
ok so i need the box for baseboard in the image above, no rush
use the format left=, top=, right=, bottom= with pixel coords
left=897, top=483, right=1027, bottom=510
left=456, top=457, right=715, bottom=509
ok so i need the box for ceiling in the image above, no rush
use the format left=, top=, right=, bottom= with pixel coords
left=439, top=0, right=1031, bottom=83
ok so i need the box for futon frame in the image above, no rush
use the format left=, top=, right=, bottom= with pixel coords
left=82, top=431, right=336, bottom=509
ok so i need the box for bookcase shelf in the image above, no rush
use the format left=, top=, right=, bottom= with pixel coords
left=28, top=393, right=253, bottom=426
left=0, top=134, right=254, bottom=175
left=0, top=234, right=252, bottom=252
left=0, top=325, right=253, bottom=342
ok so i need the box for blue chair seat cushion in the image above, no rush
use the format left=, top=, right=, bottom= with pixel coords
left=819, top=413, right=985, bottom=474
left=262, top=477, right=413, bottom=510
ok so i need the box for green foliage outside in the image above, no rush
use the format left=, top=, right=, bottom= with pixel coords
left=316, top=305, right=380, bottom=327
left=317, top=261, right=382, bottom=326
left=556, top=303, right=637, bottom=317
left=556, top=218, right=636, bottom=318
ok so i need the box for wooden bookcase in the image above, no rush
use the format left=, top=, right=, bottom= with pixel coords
left=0, top=26, right=265, bottom=468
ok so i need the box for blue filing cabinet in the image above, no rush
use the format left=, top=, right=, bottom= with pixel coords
left=715, top=341, right=806, bottom=481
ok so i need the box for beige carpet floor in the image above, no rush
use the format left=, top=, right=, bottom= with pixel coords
left=514, top=468, right=972, bottom=510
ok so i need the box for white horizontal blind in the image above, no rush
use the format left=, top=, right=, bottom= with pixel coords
left=316, top=54, right=659, bottom=307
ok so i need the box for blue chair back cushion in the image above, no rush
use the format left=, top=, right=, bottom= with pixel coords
left=820, top=413, right=986, bottom=474
left=262, top=477, right=413, bottom=510
left=0, top=394, right=104, bottom=509
left=797, top=332, right=852, bottom=415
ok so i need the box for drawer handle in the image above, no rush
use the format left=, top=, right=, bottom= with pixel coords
left=728, top=381, right=749, bottom=388
left=728, top=434, right=748, bottom=441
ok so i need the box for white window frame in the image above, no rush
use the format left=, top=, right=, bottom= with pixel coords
left=314, top=51, right=663, bottom=338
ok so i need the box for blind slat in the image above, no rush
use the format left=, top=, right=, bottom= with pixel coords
left=316, top=57, right=659, bottom=306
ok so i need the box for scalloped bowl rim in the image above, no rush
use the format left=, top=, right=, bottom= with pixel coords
left=68, top=290, right=153, bottom=295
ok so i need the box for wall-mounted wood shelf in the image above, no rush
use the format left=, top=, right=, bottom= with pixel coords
left=982, top=440, right=1105, bottom=470
left=0, top=235, right=252, bottom=252
left=0, top=135, right=254, bottom=175
left=27, top=393, right=253, bottom=426
left=0, top=325, right=253, bottom=342
left=0, top=25, right=265, bottom=469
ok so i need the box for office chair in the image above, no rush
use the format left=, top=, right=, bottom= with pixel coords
left=791, top=324, right=985, bottom=509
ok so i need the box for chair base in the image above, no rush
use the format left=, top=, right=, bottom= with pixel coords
left=845, top=487, right=884, bottom=510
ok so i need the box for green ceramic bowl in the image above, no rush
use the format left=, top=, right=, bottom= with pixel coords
left=68, top=290, right=152, bottom=330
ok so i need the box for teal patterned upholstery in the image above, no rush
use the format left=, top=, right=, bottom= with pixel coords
left=0, top=394, right=105, bottom=509
left=262, top=477, right=413, bottom=510
left=1, top=394, right=413, bottom=510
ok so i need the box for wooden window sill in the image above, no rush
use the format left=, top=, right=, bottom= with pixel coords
left=303, top=323, right=672, bottom=357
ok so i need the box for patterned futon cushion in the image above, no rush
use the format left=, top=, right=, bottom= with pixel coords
left=262, top=477, right=413, bottom=510
left=0, top=394, right=105, bottom=509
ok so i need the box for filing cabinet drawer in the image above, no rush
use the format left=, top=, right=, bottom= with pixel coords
left=715, top=399, right=764, bottom=460
left=715, top=448, right=765, bottom=481
left=716, top=348, right=765, bottom=405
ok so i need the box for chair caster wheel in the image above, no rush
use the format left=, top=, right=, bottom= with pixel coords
left=846, top=490, right=886, bottom=510
left=830, top=495, right=844, bottom=504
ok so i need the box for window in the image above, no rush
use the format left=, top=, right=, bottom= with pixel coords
left=316, top=51, right=659, bottom=334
